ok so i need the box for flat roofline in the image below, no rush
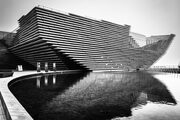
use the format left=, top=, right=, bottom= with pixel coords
left=18, top=5, right=129, bottom=27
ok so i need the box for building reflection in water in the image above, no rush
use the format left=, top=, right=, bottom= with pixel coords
left=44, top=74, right=48, bottom=86
left=53, top=74, right=56, bottom=85
left=36, top=74, right=57, bottom=88
left=36, top=76, right=41, bottom=88
left=9, top=72, right=178, bottom=120
left=43, top=72, right=177, bottom=120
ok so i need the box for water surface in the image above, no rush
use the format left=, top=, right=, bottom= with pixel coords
left=9, top=72, right=180, bottom=120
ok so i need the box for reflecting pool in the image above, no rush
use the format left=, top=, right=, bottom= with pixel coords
left=9, top=71, right=180, bottom=120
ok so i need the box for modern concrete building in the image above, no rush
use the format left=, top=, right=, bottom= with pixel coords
left=8, top=6, right=175, bottom=71
left=130, top=32, right=146, bottom=47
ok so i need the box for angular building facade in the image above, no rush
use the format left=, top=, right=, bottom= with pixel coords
left=9, top=6, right=175, bottom=71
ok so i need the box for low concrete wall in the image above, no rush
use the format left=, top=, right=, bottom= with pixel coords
left=0, top=41, right=36, bottom=70
left=0, top=71, right=37, bottom=120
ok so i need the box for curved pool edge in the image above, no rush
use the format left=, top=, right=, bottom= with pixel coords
left=0, top=70, right=81, bottom=120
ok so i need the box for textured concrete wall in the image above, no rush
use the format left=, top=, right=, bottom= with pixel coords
left=0, top=41, right=10, bottom=69
left=0, top=40, right=35, bottom=70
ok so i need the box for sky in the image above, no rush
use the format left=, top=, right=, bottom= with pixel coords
left=0, top=0, right=180, bottom=66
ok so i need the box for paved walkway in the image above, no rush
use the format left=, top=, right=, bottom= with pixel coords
left=0, top=98, right=6, bottom=120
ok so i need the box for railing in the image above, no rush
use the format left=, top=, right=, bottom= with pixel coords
left=148, top=66, right=180, bottom=73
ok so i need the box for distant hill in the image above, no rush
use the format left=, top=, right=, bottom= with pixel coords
left=0, top=31, right=9, bottom=39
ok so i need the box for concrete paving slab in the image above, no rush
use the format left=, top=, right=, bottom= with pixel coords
left=0, top=97, right=6, bottom=120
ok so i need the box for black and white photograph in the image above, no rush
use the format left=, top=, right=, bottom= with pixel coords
left=0, top=0, right=180, bottom=120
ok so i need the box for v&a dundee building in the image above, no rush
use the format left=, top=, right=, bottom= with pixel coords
left=7, top=6, right=175, bottom=71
